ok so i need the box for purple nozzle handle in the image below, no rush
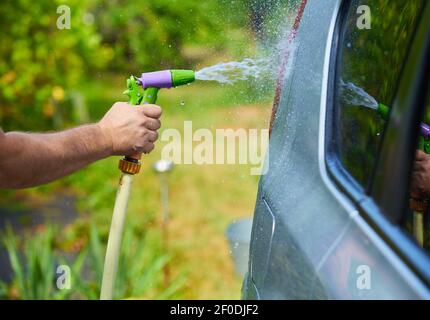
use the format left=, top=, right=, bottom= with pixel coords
left=421, top=123, right=430, bottom=139
left=137, top=70, right=173, bottom=89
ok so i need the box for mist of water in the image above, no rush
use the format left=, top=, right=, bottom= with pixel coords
left=194, top=39, right=297, bottom=86
left=194, top=2, right=298, bottom=87
left=340, top=80, right=379, bottom=110
left=195, top=58, right=273, bottom=85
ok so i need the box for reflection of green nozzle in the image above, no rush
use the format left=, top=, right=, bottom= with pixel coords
left=171, top=69, right=195, bottom=87
left=377, top=103, right=389, bottom=121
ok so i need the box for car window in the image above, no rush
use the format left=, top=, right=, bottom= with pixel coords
left=334, top=0, right=424, bottom=190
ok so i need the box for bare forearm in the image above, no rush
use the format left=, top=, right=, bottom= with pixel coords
left=0, top=102, right=162, bottom=189
left=0, top=124, right=111, bottom=188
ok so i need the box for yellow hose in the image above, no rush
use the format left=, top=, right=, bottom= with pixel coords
left=100, top=173, right=133, bottom=300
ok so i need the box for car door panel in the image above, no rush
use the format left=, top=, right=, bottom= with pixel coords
left=247, top=0, right=351, bottom=299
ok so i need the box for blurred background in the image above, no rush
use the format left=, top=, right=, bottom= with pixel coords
left=0, top=0, right=299, bottom=299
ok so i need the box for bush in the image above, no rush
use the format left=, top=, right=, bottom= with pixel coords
left=0, top=0, right=111, bottom=131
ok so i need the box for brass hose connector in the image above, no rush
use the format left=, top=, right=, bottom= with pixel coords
left=118, top=158, right=141, bottom=175
left=410, top=197, right=427, bottom=213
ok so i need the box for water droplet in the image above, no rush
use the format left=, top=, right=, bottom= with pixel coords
left=180, top=100, right=185, bottom=106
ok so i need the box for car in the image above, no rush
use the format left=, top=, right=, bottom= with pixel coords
left=243, top=0, right=430, bottom=299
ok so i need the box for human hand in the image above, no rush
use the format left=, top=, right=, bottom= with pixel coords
left=410, top=150, right=430, bottom=199
left=98, top=102, right=162, bottom=156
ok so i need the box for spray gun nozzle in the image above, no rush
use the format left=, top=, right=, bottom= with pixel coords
left=170, top=69, right=195, bottom=87
left=377, top=103, right=389, bottom=120
left=137, top=69, right=195, bottom=89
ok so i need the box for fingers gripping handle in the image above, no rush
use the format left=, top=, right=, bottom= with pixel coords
left=120, top=76, right=160, bottom=174
left=127, top=87, right=159, bottom=161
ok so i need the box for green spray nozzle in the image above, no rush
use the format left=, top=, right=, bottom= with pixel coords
left=376, top=102, right=430, bottom=154
left=120, top=69, right=196, bottom=168
left=124, top=69, right=195, bottom=105
left=377, top=103, right=389, bottom=121
left=171, top=69, right=195, bottom=87
left=123, top=69, right=195, bottom=106
left=137, top=69, right=195, bottom=91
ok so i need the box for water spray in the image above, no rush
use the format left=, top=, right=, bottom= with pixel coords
left=100, top=70, right=195, bottom=300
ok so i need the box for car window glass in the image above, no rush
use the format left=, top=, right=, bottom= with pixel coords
left=335, top=0, right=423, bottom=189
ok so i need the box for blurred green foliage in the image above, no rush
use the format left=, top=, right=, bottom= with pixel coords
left=94, top=0, right=242, bottom=71
left=0, top=0, right=110, bottom=130
left=0, top=225, right=80, bottom=299
left=0, top=223, right=185, bottom=299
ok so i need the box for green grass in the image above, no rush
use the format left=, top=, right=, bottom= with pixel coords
left=0, top=223, right=186, bottom=300
left=1, top=73, right=273, bottom=299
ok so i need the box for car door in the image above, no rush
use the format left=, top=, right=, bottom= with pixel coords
left=244, top=0, right=430, bottom=300
left=319, top=0, right=430, bottom=299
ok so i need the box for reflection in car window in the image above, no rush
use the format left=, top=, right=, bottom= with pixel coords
left=406, top=89, right=430, bottom=250
left=335, top=0, right=423, bottom=189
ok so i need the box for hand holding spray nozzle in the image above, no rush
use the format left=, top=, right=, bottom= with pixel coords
left=119, top=69, right=195, bottom=175
left=101, top=69, right=195, bottom=300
